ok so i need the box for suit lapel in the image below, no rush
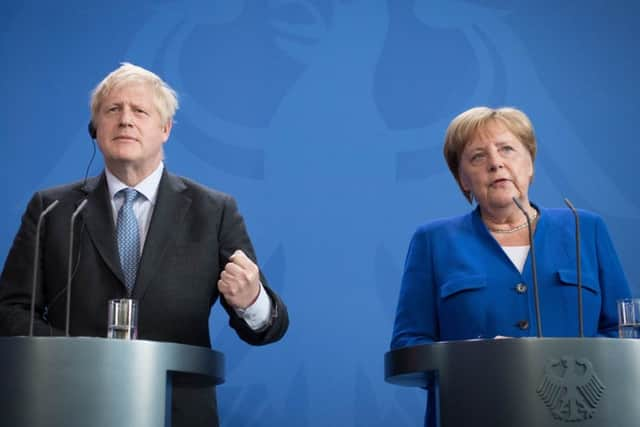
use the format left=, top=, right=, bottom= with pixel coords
left=134, top=170, right=191, bottom=299
left=81, top=174, right=124, bottom=284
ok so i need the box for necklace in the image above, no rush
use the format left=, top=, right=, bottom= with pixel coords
left=487, top=210, right=538, bottom=234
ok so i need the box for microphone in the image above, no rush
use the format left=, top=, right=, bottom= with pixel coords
left=65, top=198, right=88, bottom=336
left=512, top=197, right=543, bottom=338
left=28, top=199, right=60, bottom=336
left=564, top=198, right=584, bottom=337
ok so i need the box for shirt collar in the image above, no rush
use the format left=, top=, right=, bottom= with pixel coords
left=105, top=162, right=164, bottom=204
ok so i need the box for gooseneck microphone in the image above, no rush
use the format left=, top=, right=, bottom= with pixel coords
left=564, top=198, right=584, bottom=337
left=28, top=199, right=60, bottom=336
left=512, top=197, right=543, bottom=338
left=65, top=199, right=88, bottom=336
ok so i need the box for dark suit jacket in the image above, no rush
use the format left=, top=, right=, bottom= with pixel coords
left=0, top=169, right=289, bottom=426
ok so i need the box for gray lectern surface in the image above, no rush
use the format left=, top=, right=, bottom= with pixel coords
left=385, top=338, right=640, bottom=427
left=0, top=336, right=224, bottom=427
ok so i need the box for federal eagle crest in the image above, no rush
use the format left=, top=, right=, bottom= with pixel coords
left=537, top=356, right=605, bottom=422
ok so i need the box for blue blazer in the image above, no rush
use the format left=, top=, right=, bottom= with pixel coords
left=391, top=205, right=631, bottom=349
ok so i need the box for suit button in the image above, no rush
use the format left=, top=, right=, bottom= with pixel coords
left=517, top=320, right=529, bottom=330
left=516, top=283, right=527, bottom=293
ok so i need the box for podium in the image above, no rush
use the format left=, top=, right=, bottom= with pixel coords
left=0, top=336, right=224, bottom=427
left=385, top=338, right=640, bottom=427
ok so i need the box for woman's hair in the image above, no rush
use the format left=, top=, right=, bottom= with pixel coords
left=443, top=106, right=537, bottom=203
left=89, top=62, right=178, bottom=127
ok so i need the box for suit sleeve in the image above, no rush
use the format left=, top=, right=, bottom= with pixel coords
left=390, top=227, right=438, bottom=349
left=217, top=195, right=289, bottom=345
left=594, top=216, right=631, bottom=336
left=0, top=193, right=62, bottom=336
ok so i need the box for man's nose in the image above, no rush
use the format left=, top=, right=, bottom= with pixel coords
left=118, top=108, right=134, bottom=126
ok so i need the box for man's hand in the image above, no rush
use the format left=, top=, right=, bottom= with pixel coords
left=218, top=250, right=261, bottom=309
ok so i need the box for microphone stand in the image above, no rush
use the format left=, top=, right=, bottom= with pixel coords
left=512, top=197, right=543, bottom=338
left=65, top=199, right=88, bottom=336
left=29, top=200, right=60, bottom=336
left=564, top=198, right=584, bottom=337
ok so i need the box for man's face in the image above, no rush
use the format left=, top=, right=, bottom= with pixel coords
left=94, top=83, right=171, bottom=175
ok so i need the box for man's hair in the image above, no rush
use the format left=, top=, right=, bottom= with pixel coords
left=89, top=62, right=179, bottom=126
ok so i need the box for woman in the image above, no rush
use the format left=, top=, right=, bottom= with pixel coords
left=391, top=106, right=631, bottom=348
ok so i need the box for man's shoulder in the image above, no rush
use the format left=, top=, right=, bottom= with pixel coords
left=35, top=176, right=100, bottom=200
left=165, top=172, right=235, bottom=205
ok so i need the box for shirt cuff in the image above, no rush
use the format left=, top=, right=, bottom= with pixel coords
left=233, top=282, right=273, bottom=331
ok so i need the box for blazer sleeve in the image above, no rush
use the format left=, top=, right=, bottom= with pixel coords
left=594, top=215, right=631, bottom=336
left=0, top=192, right=63, bottom=337
left=216, top=194, right=289, bottom=345
left=391, top=227, right=438, bottom=349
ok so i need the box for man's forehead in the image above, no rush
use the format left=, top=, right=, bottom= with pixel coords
left=103, top=83, right=154, bottom=102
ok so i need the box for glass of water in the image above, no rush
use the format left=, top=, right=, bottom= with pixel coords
left=617, top=298, right=640, bottom=338
left=107, top=299, right=138, bottom=339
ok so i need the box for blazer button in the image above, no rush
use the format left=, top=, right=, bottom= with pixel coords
left=516, top=283, right=527, bottom=294
left=517, top=320, right=530, bottom=330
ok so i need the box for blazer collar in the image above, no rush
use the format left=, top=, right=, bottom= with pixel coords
left=80, top=170, right=192, bottom=297
left=471, top=202, right=548, bottom=279
left=133, top=169, right=191, bottom=299
left=81, top=173, right=123, bottom=285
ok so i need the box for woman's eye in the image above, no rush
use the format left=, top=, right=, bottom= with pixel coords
left=470, top=153, right=485, bottom=163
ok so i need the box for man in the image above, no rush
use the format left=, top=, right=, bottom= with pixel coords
left=0, top=63, right=288, bottom=426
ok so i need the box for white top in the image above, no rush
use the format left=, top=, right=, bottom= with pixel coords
left=502, top=245, right=530, bottom=273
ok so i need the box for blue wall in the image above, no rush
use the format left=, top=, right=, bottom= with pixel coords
left=2, top=1, right=639, bottom=425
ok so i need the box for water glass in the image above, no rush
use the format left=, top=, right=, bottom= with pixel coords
left=107, top=298, right=138, bottom=339
left=617, top=298, right=640, bottom=338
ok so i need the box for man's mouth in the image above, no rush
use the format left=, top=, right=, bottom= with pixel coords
left=114, top=136, right=137, bottom=141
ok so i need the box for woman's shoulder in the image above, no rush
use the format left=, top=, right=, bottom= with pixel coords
left=538, top=206, right=609, bottom=242
left=540, top=206, right=604, bottom=226
left=414, top=211, right=475, bottom=236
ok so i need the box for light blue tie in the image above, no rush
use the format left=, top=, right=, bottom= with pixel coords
left=117, top=188, right=140, bottom=293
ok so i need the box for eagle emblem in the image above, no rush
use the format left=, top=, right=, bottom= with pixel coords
left=537, top=356, right=605, bottom=422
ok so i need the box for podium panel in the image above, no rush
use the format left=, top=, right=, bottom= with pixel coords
left=0, top=337, right=224, bottom=427
left=385, top=338, right=640, bottom=427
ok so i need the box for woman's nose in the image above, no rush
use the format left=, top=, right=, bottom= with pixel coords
left=487, top=152, right=503, bottom=171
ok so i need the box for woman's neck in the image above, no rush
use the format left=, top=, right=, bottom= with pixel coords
left=481, top=203, right=536, bottom=231
left=480, top=203, right=539, bottom=246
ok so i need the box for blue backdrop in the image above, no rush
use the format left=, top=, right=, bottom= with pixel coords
left=2, top=1, right=639, bottom=425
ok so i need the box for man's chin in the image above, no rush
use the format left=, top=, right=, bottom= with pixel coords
left=104, top=155, right=141, bottom=168
left=107, top=151, right=140, bottom=162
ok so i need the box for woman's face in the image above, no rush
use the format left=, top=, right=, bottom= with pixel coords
left=458, top=121, right=533, bottom=211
